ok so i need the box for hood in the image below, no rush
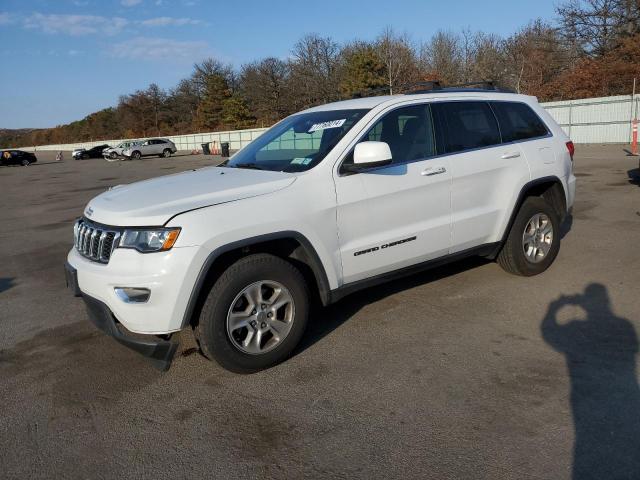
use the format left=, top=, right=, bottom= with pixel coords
left=84, top=167, right=296, bottom=226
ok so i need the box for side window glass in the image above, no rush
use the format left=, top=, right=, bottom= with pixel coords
left=432, top=101, right=501, bottom=153
left=343, top=104, right=436, bottom=172
left=491, top=102, right=549, bottom=142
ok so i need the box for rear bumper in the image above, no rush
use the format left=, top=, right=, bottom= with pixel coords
left=65, top=262, right=178, bottom=370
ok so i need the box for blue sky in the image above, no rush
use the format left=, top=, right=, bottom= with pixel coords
left=0, top=0, right=557, bottom=128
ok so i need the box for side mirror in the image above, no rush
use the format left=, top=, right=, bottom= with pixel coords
left=349, top=141, right=392, bottom=170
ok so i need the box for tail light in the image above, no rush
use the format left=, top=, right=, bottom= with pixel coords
left=566, top=141, right=575, bottom=161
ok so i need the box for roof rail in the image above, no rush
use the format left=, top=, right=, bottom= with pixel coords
left=403, top=80, right=515, bottom=95
left=401, top=81, right=443, bottom=94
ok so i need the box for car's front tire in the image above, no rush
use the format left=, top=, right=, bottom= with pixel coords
left=497, top=196, right=560, bottom=276
left=131, top=151, right=141, bottom=160
left=196, top=254, right=309, bottom=373
left=21, top=158, right=31, bottom=166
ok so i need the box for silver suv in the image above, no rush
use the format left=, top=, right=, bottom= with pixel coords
left=103, top=141, right=141, bottom=160
left=122, top=138, right=177, bottom=159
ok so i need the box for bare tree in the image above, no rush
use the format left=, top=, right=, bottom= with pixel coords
left=557, top=0, right=629, bottom=56
left=240, top=57, right=292, bottom=125
left=375, top=27, right=420, bottom=94
left=420, top=30, right=463, bottom=84
left=289, top=34, right=341, bottom=107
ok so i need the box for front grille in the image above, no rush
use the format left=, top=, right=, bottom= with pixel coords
left=73, top=218, right=120, bottom=264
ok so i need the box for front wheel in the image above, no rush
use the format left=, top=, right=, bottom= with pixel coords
left=131, top=151, right=141, bottom=160
left=110, top=151, right=117, bottom=159
left=196, top=254, right=309, bottom=373
left=497, top=196, right=560, bottom=276
left=21, top=158, right=31, bottom=166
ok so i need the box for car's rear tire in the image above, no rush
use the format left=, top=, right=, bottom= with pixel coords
left=497, top=196, right=560, bottom=276
left=21, top=158, right=31, bottom=166
left=131, top=151, right=141, bottom=160
left=161, top=149, right=172, bottom=158
left=195, top=254, right=309, bottom=373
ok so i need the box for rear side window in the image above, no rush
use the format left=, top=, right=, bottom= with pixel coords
left=491, top=102, right=548, bottom=142
left=432, top=102, right=501, bottom=153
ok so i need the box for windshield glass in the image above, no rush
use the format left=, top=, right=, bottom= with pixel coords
left=224, top=109, right=368, bottom=172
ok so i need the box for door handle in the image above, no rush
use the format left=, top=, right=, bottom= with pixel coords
left=501, top=151, right=521, bottom=159
left=421, top=166, right=447, bottom=176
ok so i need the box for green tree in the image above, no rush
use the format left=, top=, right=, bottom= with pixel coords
left=339, top=42, right=387, bottom=97
left=197, top=74, right=230, bottom=131
left=222, top=94, right=255, bottom=129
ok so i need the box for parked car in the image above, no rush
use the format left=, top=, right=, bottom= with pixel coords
left=72, top=144, right=110, bottom=160
left=103, top=141, right=141, bottom=160
left=66, top=84, right=576, bottom=373
left=122, top=139, right=177, bottom=159
left=1, top=149, right=37, bottom=166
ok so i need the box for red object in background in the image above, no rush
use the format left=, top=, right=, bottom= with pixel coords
left=632, top=119, right=638, bottom=156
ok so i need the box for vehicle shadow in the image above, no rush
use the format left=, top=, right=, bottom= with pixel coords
left=297, top=256, right=490, bottom=354
left=560, top=213, right=573, bottom=239
left=541, top=283, right=640, bottom=480
left=0, top=277, right=16, bottom=294
left=627, top=168, right=640, bottom=186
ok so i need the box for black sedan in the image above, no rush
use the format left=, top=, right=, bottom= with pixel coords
left=73, top=144, right=110, bottom=160
left=1, top=150, right=38, bottom=166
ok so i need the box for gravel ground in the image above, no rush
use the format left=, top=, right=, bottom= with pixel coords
left=1, top=146, right=639, bottom=479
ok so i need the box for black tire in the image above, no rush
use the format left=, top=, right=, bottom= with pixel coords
left=131, top=151, right=141, bottom=160
left=110, top=151, right=117, bottom=159
left=21, top=158, right=30, bottom=166
left=497, top=196, right=560, bottom=276
left=196, top=254, right=309, bottom=373
left=161, top=149, right=172, bottom=158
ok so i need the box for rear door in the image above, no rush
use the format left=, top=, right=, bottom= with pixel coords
left=432, top=101, right=530, bottom=252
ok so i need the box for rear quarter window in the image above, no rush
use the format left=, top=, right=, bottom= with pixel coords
left=491, top=102, right=549, bottom=142
left=432, top=101, right=501, bottom=154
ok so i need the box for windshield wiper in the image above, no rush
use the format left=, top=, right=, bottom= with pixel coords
left=234, top=163, right=265, bottom=170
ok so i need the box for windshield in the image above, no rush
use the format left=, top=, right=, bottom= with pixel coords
left=224, top=109, right=369, bottom=172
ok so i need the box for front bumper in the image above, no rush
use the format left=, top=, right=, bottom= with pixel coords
left=65, top=262, right=178, bottom=370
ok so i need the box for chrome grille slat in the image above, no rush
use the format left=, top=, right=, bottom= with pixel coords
left=73, top=218, right=120, bottom=264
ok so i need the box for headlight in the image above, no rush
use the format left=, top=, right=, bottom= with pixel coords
left=119, top=228, right=181, bottom=253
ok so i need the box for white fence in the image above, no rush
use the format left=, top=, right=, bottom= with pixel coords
left=12, top=93, right=640, bottom=152
left=542, top=94, right=639, bottom=144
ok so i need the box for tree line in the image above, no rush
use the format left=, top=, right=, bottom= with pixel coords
left=4, top=0, right=639, bottom=148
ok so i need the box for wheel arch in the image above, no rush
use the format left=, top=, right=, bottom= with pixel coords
left=500, top=176, right=567, bottom=246
left=180, top=231, right=331, bottom=329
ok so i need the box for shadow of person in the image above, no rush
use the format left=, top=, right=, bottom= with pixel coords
left=541, top=283, right=640, bottom=480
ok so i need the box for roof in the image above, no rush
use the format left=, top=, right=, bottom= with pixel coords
left=302, top=90, right=535, bottom=113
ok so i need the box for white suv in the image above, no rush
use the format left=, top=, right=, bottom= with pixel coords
left=122, top=138, right=177, bottom=159
left=65, top=87, right=576, bottom=372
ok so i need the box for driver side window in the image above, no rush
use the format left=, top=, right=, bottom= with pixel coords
left=341, top=104, right=436, bottom=172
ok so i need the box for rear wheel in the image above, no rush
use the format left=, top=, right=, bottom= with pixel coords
left=497, top=196, right=560, bottom=276
left=196, top=254, right=309, bottom=373
left=161, top=149, right=172, bottom=158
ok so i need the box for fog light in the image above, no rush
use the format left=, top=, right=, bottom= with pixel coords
left=114, top=287, right=151, bottom=303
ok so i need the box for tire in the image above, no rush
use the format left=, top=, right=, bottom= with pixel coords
left=21, top=158, right=31, bottom=166
left=497, top=196, right=560, bottom=276
left=131, top=151, right=141, bottom=160
left=196, top=254, right=309, bottom=373
left=161, top=149, right=171, bottom=158
left=110, top=151, right=117, bottom=159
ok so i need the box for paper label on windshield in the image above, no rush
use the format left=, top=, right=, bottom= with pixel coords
left=291, top=157, right=313, bottom=165
left=308, top=119, right=346, bottom=132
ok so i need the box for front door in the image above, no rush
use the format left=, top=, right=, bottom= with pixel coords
left=334, top=104, right=452, bottom=285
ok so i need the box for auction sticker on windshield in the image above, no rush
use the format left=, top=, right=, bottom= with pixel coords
left=308, top=119, right=346, bottom=132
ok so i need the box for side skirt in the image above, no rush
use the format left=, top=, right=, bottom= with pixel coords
left=327, top=242, right=500, bottom=304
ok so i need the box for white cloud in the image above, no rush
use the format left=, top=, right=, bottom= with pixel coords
left=121, top=0, right=143, bottom=6
left=140, top=16, right=200, bottom=27
left=24, top=13, right=129, bottom=36
left=0, top=12, right=11, bottom=25
left=108, top=36, right=209, bottom=61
